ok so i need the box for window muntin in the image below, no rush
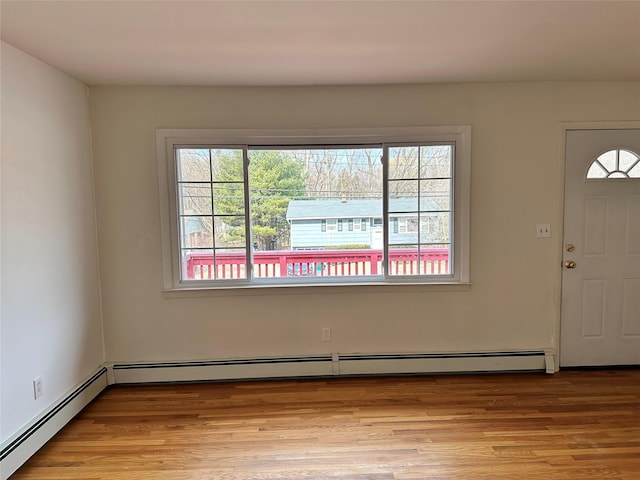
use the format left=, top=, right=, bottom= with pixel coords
left=586, top=148, right=640, bottom=179
left=160, top=127, right=470, bottom=289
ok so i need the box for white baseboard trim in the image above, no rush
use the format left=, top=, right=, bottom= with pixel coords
left=0, top=367, right=108, bottom=480
left=110, top=350, right=549, bottom=384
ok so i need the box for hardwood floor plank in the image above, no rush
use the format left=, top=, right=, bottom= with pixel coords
left=10, top=370, right=640, bottom=479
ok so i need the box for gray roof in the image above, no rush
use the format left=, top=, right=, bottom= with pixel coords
left=286, top=198, right=442, bottom=220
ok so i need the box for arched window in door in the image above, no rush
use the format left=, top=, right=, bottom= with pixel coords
left=586, top=148, right=640, bottom=179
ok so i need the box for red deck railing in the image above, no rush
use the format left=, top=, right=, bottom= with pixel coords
left=185, top=248, right=449, bottom=280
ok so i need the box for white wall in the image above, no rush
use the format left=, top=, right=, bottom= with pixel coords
left=89, top=83, right=639, bottom=365
left=0, top=43, right=104, bottom=443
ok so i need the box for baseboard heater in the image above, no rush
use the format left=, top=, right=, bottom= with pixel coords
left=111, top=350, right=552, bottom=384
left=0, top=367, right=108, bottom=480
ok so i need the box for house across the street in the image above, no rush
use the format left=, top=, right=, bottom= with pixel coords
left=286, top=198, right=448, bottom=250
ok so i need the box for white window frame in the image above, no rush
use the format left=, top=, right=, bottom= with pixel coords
left=157, top=126, right=471, bottom=290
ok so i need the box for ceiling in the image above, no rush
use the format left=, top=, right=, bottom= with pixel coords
left=2, top=0, right=639, bottom=86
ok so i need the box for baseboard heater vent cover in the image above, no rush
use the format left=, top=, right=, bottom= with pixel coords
left=337, top=351, right=547, bottom=375
left=112, top=356, right=335, bottom=384
left=111, top=350, right=549, bottom=384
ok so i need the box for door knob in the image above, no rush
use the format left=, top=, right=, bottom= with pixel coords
left=564, top=260, right=577, bottom=269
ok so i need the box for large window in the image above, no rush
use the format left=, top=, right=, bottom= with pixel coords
left=158, top=127, right=470, bottom=288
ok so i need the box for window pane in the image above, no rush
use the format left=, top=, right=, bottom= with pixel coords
left=620, top=150, right=638, bottom=170
left=388, top=245, right=420, bottom=276
left=182, top=249, right=214, bottom=280
left=420, top=212, right=450, bottom=244
left=389, top=181, right=419, bottom=212
left=388, top=244, right=450, bottom=276
left=420, top=179, right=451, bottom=211
left=177, top=149, right=210, bottom=182
left=212, top=184, right=244, bottom=216
left=420, top=244, right=451, bottom=275
left=183, top=248, right=248, bottom=281
left=420, top=145, right=452, bottom=178
left=629, top=163, right=640, bottom=178
left=597, top=150, right=617, bottom=172
left=250, top=147, right=383, bottom=278
left=389, top=216, right=418, bottom=245
left=178, top=183, right=212, bottom=215
left=180, top=216, right=212, bottom=248
left=388, top=146, right=419, bottom=179
left=213, top=216, right=246, bottom=248
left=586, top=162, right=608, bottom=179
left=211, top=149, right=244, bottom=182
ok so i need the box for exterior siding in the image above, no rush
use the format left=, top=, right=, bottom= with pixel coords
left=290, top=219, right=376, bottom=249
left=290, top=217, right=444, bottom=249
left=287, top=198, right=448, bottom=250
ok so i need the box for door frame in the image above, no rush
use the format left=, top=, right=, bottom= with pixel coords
left=557, top=121, right=640, bottom=369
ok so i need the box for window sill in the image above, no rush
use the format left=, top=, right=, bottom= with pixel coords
left=162, top=281, right=472, bottom=299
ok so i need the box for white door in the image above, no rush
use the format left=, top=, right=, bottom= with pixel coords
left=561, top=129, right=640, bottom=366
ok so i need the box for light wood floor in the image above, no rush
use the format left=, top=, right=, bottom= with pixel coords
left=11, top=369, right=640, bottom=479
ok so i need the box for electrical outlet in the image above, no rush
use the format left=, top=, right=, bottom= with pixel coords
left=322, top=327, right=331, bottom=342
left=536, top=224, right=551, bottom=238
left=33, top=376, right=43, bottom=399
